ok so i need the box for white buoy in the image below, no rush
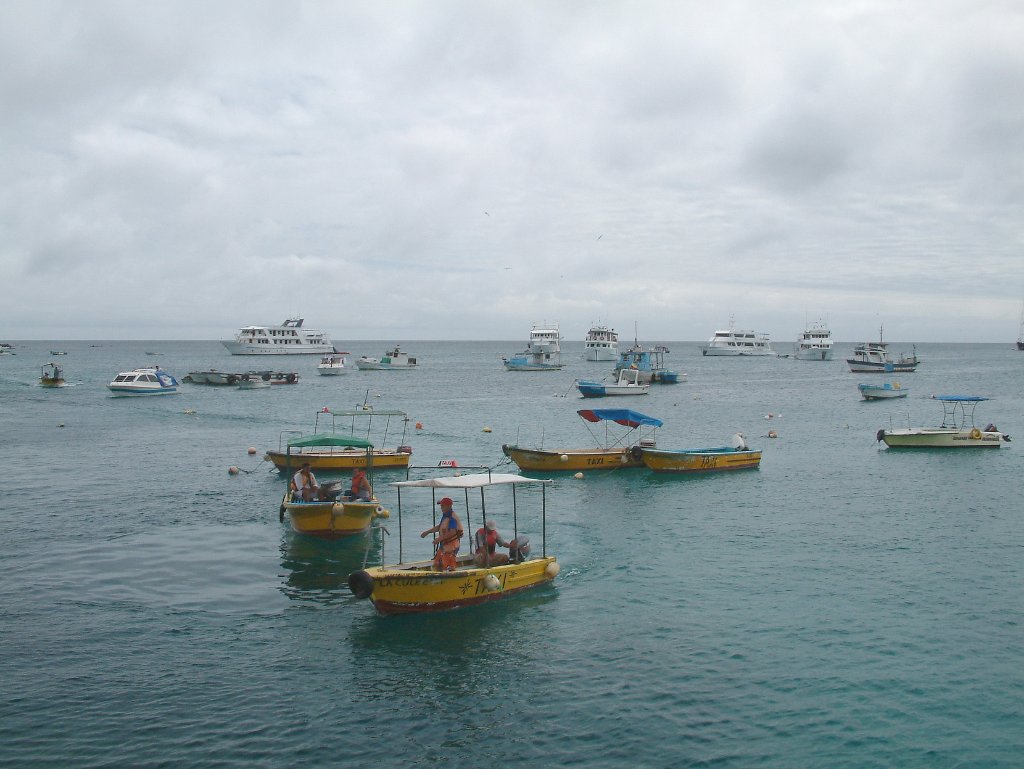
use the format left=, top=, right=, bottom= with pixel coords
left=247, top=447, right=257, bottom=455
left=574, top=472, right=584, bottom=479
left=560, top=454, right=569, bottom=463
left=545, top=562, right=561, bottom=578
left=228, top=466, right=240, bottom=475
left=483, top=574, right=501, bottom=591
left=483, top=426, right=492, bottom=433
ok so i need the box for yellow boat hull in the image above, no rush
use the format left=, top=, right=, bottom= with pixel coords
left=640, top=447, right=762, bottom=473
left=284, top=498, right=389, bottom=539
left=350, top=556, right=559, bottom=615
left=502, top=445, right=640, bottom=471
left=266, top=449, right=411, bottom=472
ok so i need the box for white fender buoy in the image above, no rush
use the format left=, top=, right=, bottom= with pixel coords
left=483, top=574, right=501, bottom=591
left=228, top=466, right=240, bottom=475
left=247, top=446, right=257, bottom=455
left=483, top=426, right=492, bottom=433
left=560, top=454, right=569, bottom=463
left=574, top=472, right=584, bottom=479
left=768, top=430, right=778, bottom=439
left=545, top=562, right=561, bottom=578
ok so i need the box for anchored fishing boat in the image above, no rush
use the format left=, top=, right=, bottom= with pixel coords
left=278, top=435, right=390, bottom=539
left=638, top=434, right=761, bottom=473
left=503, top=323, right=565, bottom=371
left=317, top=354, right=349, bottom=375
left=584, top=324, right=619, bottom=361
left=355, top=345, right=418, bottom=370
left=347, top=471, right=559, bottom=615
left=858, top=382, right=908, bottom=400
left=613, top=332, right=682, bottom=383
left=502, top=408, right=662, bottom=471
left=877, top=395, right=1011, bottom=448
left=575, top=367, right=650, bottom=397
left=847, top=326, right=919, bottom=373
left=265, top=408, right=413, bottom=471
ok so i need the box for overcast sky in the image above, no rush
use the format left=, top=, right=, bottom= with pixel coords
left=2, top=1, right=1022, bottom=343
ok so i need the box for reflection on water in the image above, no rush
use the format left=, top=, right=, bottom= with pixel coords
left=278, top=528, right=383, bottom=604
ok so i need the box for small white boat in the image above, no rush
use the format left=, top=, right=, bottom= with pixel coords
left=221, top=317, right=335, bottom=355
left=584, top=324, right=619, bottom=362
left=858, top=382, right=908, bottom=400
left=107, top=367, right=179, bottom=396
left=793, top=320, right=834, bottom=361
left=702, top=320, right=774, bottom=356
left=576, top=367, right=650, bottom=397
left=317, top=353, right=350, bottom=375
left=877, top=395, right=1011, bottom=448
left=355, top=345, right=417, bottom=370
left=236, top=373, right=272, bottom=389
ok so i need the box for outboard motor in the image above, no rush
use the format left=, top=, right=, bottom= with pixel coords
left=509, top=535, right=531, bottom=563
left=876, top=429, right=886, bottom=443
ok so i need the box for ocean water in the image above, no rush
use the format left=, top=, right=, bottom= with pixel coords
left=1, top=340, right=1021, bottom=768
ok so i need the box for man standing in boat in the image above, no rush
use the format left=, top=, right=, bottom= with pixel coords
left=421, top=497, right=463, bottom=571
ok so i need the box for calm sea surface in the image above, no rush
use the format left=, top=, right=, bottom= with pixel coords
left=1, top=340, right=1021, bottom=768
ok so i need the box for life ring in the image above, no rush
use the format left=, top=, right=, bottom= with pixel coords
left=286, top=373, right=297, bottom=383
left=347, top=570, right=374, bottom=599
left=969, top=427, right=982, bottom=439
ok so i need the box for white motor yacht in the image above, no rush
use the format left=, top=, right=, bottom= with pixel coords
left=108, top=367, right=179, bottom=396
left=221, top=318, right=335, bottom=355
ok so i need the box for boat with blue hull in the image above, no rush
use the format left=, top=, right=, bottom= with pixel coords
left=576, top=367, right=649, bottom=397
left=858, top=382, right=908, bottom=400
left=503, top=322, right=565, bottom=371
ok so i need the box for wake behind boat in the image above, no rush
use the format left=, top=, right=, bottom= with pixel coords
left=221, top=317, right=335, bottom=355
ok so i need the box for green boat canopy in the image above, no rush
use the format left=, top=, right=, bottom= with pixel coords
left=287, top=433, right=374, bottom=450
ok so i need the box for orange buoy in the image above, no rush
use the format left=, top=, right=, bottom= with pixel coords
left=228, top=466, right=240, bottom=475
left=247, top=447, right=257, bottom=455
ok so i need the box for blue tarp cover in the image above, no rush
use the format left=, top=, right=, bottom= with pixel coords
left=577, top=409, right=663, bottom=428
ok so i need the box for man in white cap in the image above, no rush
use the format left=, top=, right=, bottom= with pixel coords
left=473, top=519, right=512, bottom=567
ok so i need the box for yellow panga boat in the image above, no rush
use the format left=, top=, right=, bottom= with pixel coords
left=639, top=440, right=762, bottom=473
left=348, top=472, right=559, bottom=615
left=281, top=495, right=389, bottom=539
left=265, top=408, right=413, bottom=472
left=277, top=434, right=390, bottom=538
left=502, top=408, right=662, bottom=472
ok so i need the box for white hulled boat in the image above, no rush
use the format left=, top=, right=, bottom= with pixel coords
left=317, top=354, right=349, bottom=375
left=877, top=396, right=1011, bottom=448
left=107, top=367, right=179, bottom=396
left=847, top=326, right=919, bottom=373
left=794, top=320, right=834, bottom=361
left=355, top=345, right=418, bottom=370
left=221, top=318, right=335, bottom=355
left=701, top=321, right=774, bottom=356
left=504, top=323, right=565, bottom=371
left=584, top=324, right=619, bottom=361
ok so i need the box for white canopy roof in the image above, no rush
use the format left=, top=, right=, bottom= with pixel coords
left=392, top=472, right=550, bottom=489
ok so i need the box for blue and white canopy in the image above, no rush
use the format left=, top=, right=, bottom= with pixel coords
left=577, top=409, right=663, bottom=428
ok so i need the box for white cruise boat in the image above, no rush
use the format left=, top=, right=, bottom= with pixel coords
left=503, top=323, right=565, bottom=371
left=701, top=322, right=775, bottom=356
left=794, top=320, right=834, bottom=361
left=584, top=324, right=619, bottom=361
left=221, top=318, right=336, bottom=355
left=108, top=367, right=179, bottom=396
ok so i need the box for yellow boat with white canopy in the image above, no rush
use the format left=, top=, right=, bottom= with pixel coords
left=347, top=472, right=560, bottom=615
